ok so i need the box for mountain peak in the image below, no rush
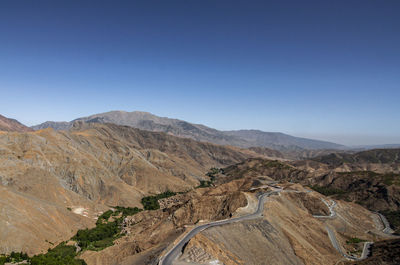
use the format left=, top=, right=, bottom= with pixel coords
left=0, top=114, right=33, bottom=132
left=32, top=110, right=343, bottom=150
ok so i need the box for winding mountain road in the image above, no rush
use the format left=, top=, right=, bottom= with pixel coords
left=376, top=212, right=395, bottom=234
left=313, top=199, right=337, bottom=219
left=158, top=187, right=378, bottom=265
left=158, top=188, right=282, bottom=265
left=313, top=198, right=373, bottom=261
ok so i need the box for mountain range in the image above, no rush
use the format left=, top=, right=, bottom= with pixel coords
left=32, top=110, right=344, bottom=150
left=1, top=112, right=399, bottom=265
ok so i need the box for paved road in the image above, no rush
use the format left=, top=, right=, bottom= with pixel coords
left=159, top=189, right=374, bottom=265
left=313, top=197, right=372, bottom=261
left=158, top=189, right=281, bottom=265
left=326, top=226, right=372, bottom=261
left=326, top=226, right=346, bottom=256
left=376, top=212, right=395, bottom=234
left=313, top=199, right=336, bottom=219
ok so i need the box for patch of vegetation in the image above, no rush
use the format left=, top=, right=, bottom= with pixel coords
left=0, top=246, right=86, bottom=265
left=309, top=185, right=346, bottom=196
left=113, top=206, right=142, bottom=216
left=74, top=219, right=121, bottom=250
left=75, top=206, right=142, bottom=251
left=95, top=209, right=114, bottom=225
left=196, top=167, right=223, bottom=188
left=141, top=190, right=176, bottom=210
left=30, top=243, right=86, bottom=265
left=67, top=207, right=72, bottom=211
left=1, top=206, right=143, bottom=263
left=346, top=237, right=366, bottom=244
left=206, top=167, right=222, bottom=182
left=0, top=252, right=29, bottom=265
left=381, top=210, right=400, bottom=234
left=197, top=180, right=213, bottom=188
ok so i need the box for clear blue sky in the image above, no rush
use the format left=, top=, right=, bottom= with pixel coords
left=1, top=1, right=399, bottom=145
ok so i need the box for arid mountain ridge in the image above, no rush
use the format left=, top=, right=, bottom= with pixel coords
left=0, top=120, right=259, bottom=255
left=32, top=110, right=345, bottom=151
left=0, top=114, right=33, bottom=133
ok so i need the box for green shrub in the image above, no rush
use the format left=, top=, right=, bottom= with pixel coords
left=30, top=243, right=86, bottom=265
left=198, top=167, right=222, bottom=188
left=346, top=237, right=366, bottom=244
left=197, top=180, right=212, bottom=188
left=0, top=252, right=29, bottom=265
left=0, top=256, right=7, bottom=265
left=74, top=220, right=120, bottom=250
left=96, top=210, right=114, bottom=225
left=206, top=167, right=221, bottom=181
left=113, top=206, right=141, bottom=217
left=74, top=206, right=142, bottom=251
left=141, top=191, right=176, bottom=210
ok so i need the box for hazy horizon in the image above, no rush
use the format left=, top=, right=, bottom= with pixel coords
left=1, top=1, right=399, bottom=146
left=1, top=109, right=397, bottom=147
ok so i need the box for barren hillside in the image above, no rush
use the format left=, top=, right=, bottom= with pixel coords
left=0, top=122, right=256, bottom=255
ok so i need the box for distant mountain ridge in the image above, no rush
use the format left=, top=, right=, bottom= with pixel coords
left=32, top=110, right=344, bottom=150
left=224, top=129, right=343, bottom=150
left=0, top=114, right=33, bottom=132
left=310, top=148, right=400, bottom=168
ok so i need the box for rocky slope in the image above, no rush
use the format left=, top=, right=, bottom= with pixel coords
left=0, top=114, right=33, bottom=132
left=222, top=149, right=400, bottom=213
left=32, top=110, right=343, bottom=150
left=177, top=183, right=389, bottom=265
left=218, top=155, right=400, bottom=263
left=80, top=181, right=247, bottom=265
left=61, top=176, right=389, bottom=265
left=311, top=171, right=400, bottom=212
left=0, top=122, right=256, bottom=254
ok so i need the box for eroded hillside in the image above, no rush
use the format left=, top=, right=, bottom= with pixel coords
left=2, top=123, right=399, bottom=265
left=223, top=153, right=400, bottom=213
left=0, top=122, right=256, bottom=255
left=164, top=182, right=392, bottom=265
